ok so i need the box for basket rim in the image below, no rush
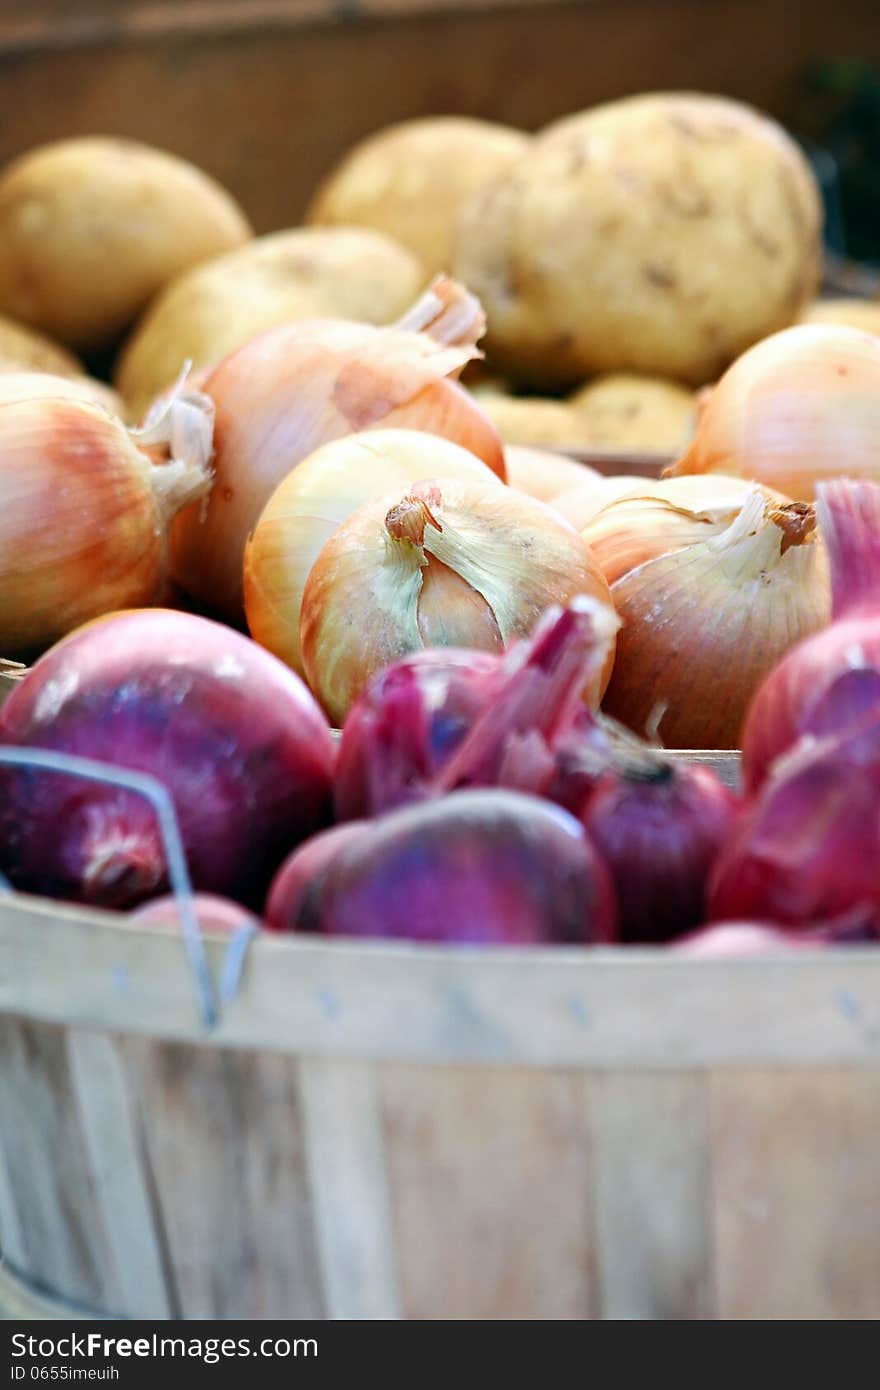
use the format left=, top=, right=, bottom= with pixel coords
left=2, top=888, right=878, bottom=1069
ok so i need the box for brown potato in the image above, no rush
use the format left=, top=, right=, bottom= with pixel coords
left=569, top=373, right=696, bottom=453
left=0, top=313, right=82, bottom=376
left=116, top=227, right=424, bottom=422
left=455, top=93, right=822, bottom=388
left=308, top=117, right=529, bottom=279
left=476, top=391, right=603, bottom=449
left=799, top=297, right=880, bottom=336
left=0, top=138, right=251, bottom=351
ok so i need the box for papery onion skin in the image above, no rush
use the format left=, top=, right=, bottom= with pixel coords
left=265, top=821, right=371, bottom=932
left=244, top=429, right=503, bottom=678
left=270, top=788, right=618, bottom=945
left=550, top=475, right=649, bottom=531
left=301, top=477, right=615, bottom=724
left=581, top=475, right=786, bottom=585
left=334, top=598, right=618, bottom=818
left=0, top=610, right=336, bottom=909
left=504, top=445, right=601, bottom=503
left=665, top=325, right=880, bottom=501
left=0, top=389, right=209, bottom=653
left=581, top=763, right=740, bottom=943
left=170, top=308, right=506, bottom=619
left=741, top=479, right=880, bottom=792
left=131, top=893, right=262, bottom=935
left=334, top=649, right=505, bottom=820
left=708, top=715, right=880, bottom=928
left=602, top=491, right=830, bottom=749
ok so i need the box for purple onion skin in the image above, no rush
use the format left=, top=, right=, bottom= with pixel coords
left=582, top=764, right=740, bottom=943
left=709, top=715, right=880, bottom=928
left=334, top=649, right=504, bottom=820
left=0, top=610, right=336, bottom=910
left=265, top=821, right=370, bottom=932
left=742, top=640, right=880, bottom=795
left=275, top=789, right=618, bottom=945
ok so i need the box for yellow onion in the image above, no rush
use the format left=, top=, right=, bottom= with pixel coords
left=0, top=377, right=212, bottom=652
left=244, top=429, right=502, bottom=676
left=602, top=489, right=830, bottom=749
left=504, top=446, right=600, bottom=503
left=666, top=324, right=880, bottom=500
left=551, top=474, right=664, bottom=531
left=300, top=477, right=615, bottom=724
left=169, top=278, right=506, bottom=619
left=0, top=369, right=125, bottom=419
left=581, top=475, right=786, bottom=584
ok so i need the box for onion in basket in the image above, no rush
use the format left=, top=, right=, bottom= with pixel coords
left=0, top=610, right=336, bottom=909
left=665, top=325, right=880, bottom=501
left=169, top=277, right=505, bottom=619
left=708, top=712, right=880, bottom=928
left=580, top=474, right=787, bottom=585
left=334, top=598, right=618, bottom=818
left=244, top=429, right=502, bottom=677
left=504, top=445, right=601, bottom=503
left=300, top=478, right=616, bottom=724
left=601, top=488, right=830, bottom=749
left=0, top=374, right=212, bottom=653
left=267, top=788, right=617, bottom=944
left=581, top=758, right=740, bottom=942
left=742, top=479, right=880, bottom=792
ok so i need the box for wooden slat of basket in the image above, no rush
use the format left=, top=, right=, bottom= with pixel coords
left=710, top=1068, right=880, bottom=1319
left=589, top=1071, right=713, bottom=1318
left=65, top=1031, right=174, bottom=1318
left=381, top=1063, right=597, bottom=1319
left=1, top=896, right=878, bottom=1066
left=299, top=1058, right=400, bottom=1319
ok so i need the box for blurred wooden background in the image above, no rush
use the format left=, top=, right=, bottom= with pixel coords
left=0, top=0, right=877, bottom=231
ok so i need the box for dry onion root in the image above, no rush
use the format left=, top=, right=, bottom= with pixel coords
left=601, top=488, right=830, bottom=749
left=170, top=277, right=505, bottom=620
left=300, top=477, right=616, bottom=724
left=0, top=373, right=213, bottom=652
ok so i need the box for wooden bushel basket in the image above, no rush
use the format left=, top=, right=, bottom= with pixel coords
left=1, top=881, right=879, bottom=1319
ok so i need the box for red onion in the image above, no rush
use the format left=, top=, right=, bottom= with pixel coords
left=132, top=893, right=261, bottom=934
left=268, top=788, right=618, bottom=945
left=334, top=597, right=619, bottom=819
left=0, top=610, right=335, bottom=909
left=581, top=761, right=740, bottom=943
left=672, top=923, right=802, bottom=955
left=742, top=479, right=880, bottom=792
left=265, top=821, right=369, bottom=932
left=334, top=649, right=505, bottom=820
left=708, top=713, right=880, bottom=927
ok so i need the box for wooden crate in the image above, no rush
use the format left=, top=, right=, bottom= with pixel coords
left=0, top=890, right=878, bottom=1320
left=0, top=0, right=877, bottom=233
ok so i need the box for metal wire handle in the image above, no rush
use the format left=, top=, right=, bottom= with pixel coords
left=0, top=747, right=223, bottom=1028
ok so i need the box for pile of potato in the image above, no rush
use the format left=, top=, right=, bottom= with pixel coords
left=0, top=95, right=861, bottom=460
